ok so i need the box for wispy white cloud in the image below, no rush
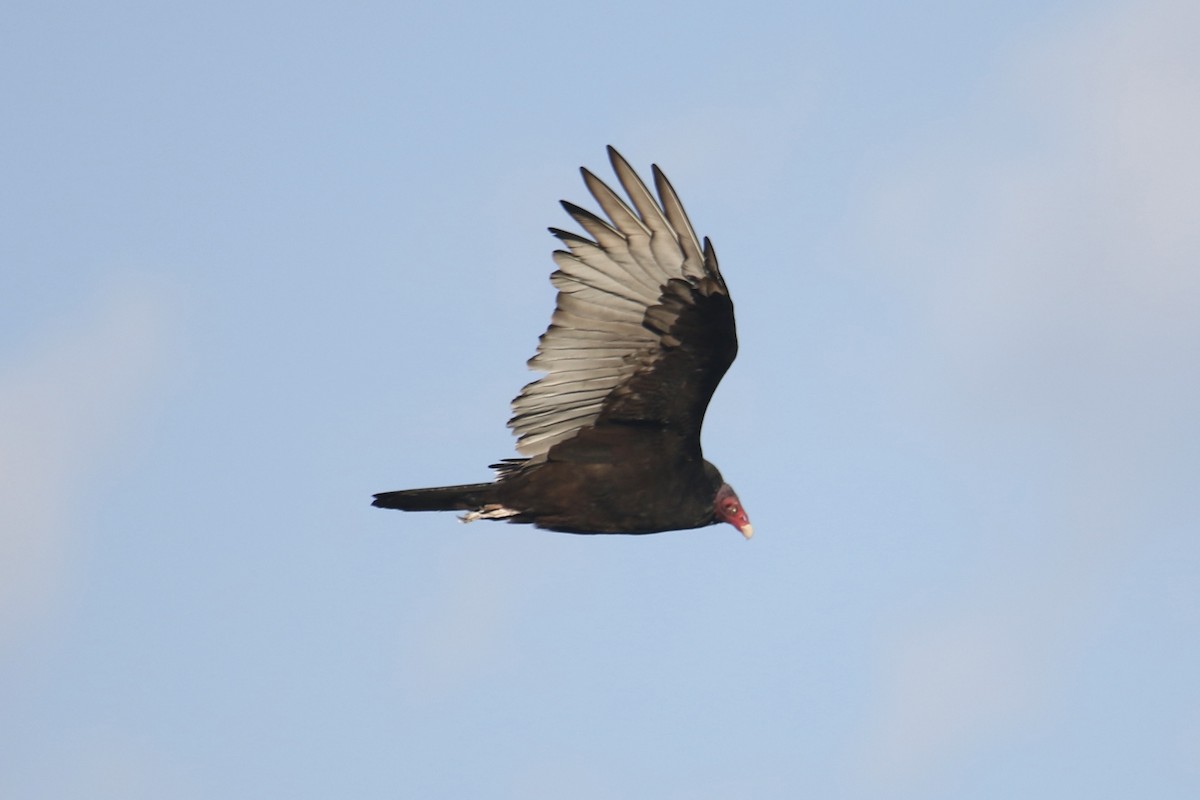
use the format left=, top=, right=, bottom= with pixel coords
left=0, top=286, right=168, bottom=646
left=874, top=0, right=1200, bottom=364
left=852, top=0, right=1200, bottom=790
left=860, top=527, right=1119, bottom=792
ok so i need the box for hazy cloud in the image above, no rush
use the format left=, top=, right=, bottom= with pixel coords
left=854, top=0, right=1200, bottom=789
left=0, top=287, right=168, bottom=645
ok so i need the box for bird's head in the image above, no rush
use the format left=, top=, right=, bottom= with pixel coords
left=714, top=483, right=753, bottom=539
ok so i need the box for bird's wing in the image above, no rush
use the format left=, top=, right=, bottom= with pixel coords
left=509, top=146, right=738, bottom=460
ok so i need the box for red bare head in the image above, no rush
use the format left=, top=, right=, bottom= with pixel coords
left=714, top=483, right=753, bottom=539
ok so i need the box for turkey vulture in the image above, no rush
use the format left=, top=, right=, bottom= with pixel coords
left=373, top=147, right=751, bottom=538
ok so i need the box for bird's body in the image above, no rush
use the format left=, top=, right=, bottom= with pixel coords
left=373, top=147, right=751, bottom=538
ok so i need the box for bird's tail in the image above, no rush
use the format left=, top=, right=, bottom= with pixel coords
left=372, top=482, right=495, bottom=512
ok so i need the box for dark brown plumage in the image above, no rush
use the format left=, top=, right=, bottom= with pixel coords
left=373, top=147, right=751, bottom=538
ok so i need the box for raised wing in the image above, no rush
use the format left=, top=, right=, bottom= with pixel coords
left=508, top=147, right=738, bottom=459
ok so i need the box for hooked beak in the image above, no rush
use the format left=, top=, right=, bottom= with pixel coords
left=715, top=484, right=752, bottom=540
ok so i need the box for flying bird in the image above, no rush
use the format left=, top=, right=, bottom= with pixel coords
left=373, top=147, right=751, bottom=538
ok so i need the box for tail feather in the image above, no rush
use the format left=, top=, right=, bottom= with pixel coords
left=372, top=482, right=495, bottom=512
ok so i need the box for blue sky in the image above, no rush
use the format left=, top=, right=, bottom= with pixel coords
left=3, top=1, right=1198, bottom=797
